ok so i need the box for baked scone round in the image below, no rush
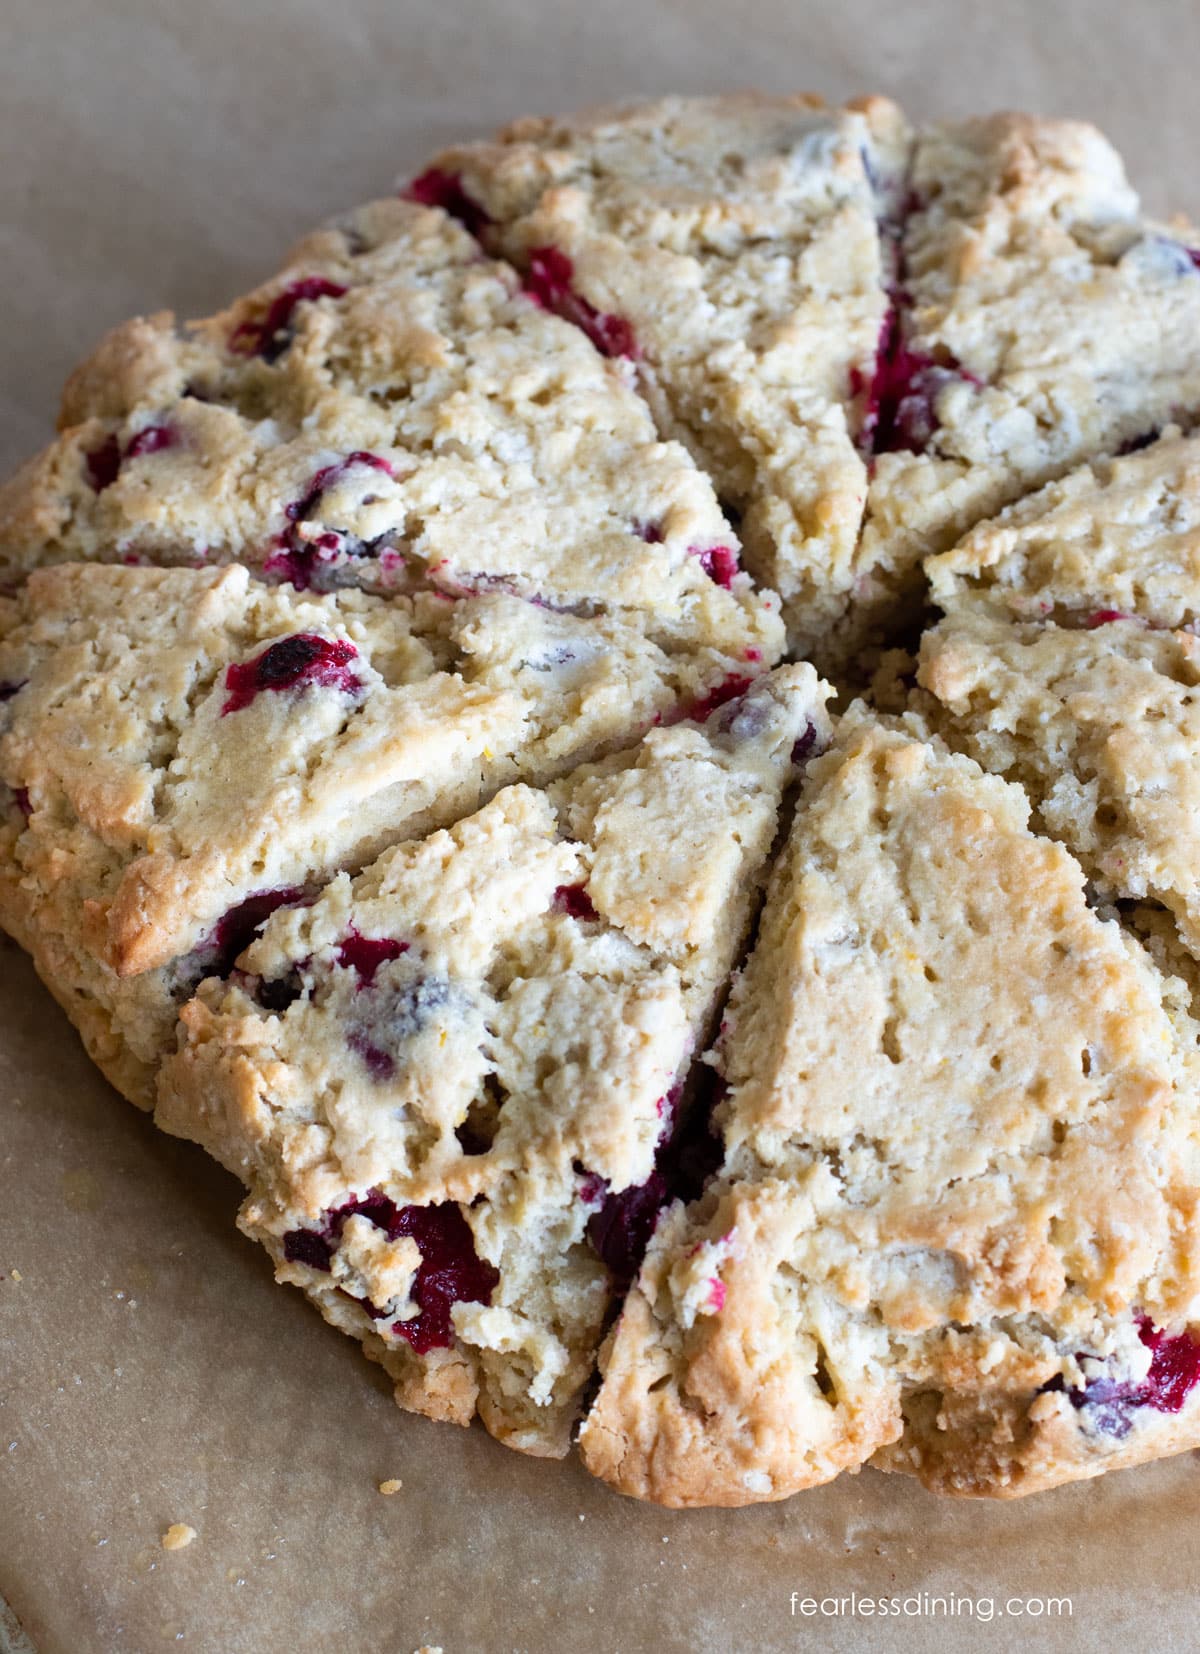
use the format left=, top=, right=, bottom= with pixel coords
left=4, top=91, right=1200, bottom=1505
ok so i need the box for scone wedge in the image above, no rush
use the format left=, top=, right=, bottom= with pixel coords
left=425, top=93, right=911, bottom=664
left=919, top=429, right=1200, bottom=952
left=0, top=196, right=779, bottom=665
left=154, top=666, right=831, bottom=1456
left=580, top=710, right=1200, bottom=1503
left=854, top=115, right=1200, bottom=647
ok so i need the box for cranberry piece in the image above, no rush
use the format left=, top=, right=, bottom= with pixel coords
left=347, top=974, right=454, bottom=1080
left=633, top=520, right=664, bottom=544
left=0, top=681, right=26, bottom=702
left=1041, top=1314, right=1200, bottom=1437
left=586, top=1171, right=668, bottom=1284
left=525, top=246, right=639, bottom=360
left=230, top=277, right=349, bottom=364
left=84, top=435, right=122, bottom=493
left=125, top=424, right=176, bottom=460
left=1135, top=1315, right=1200, bottom=1412
left=285, top=451, right=395, bottom=528
left=791, top=720, right=820, bottom=764
left=552, top=883, right=598, bottom=922
left=580, top=1076, right=724, bottom=1284
left=388, top=1203, right=499, bottom=1353
left=290, top=1192, right=498, bottom=1351
left=330, top=1190, right=400, bottom=1235
left=221, top=634, right=362, bottom=715
left=403, top=168, right=492, bottom=240
left=264, top=452, right=396, bottom=591
left=685, top=673, right=755, bottom=724
left=1118, top=430, right=1161, bottom=455
left=206, top=886, right=308, bottom=978
left=692, top=545, right=739, bottom=589
left=283, top=1229, right=334, bottom=1271
left=1085, top=609, right=1134, bottom=628
left=851, top=299, right=981, bottom=457
left=336, top=928, right=409, bottom=985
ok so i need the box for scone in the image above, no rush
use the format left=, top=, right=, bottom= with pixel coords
left=5, top=90, right=1200, bottom=1508
left=425, top=101, right=1200, bottom=667
left=852, top=116, right=1200, bottom=646
left=580, top=711, right=1200, bottom=1503
left=154, top=666, right=831, bottom=1455
left=0, top=195, right=780, bottom=665
left=423, top=93, right=910, bottom=666
left=918, top=429, right=1200, bottom=951
left=0, top=560, right=776, bottom=1106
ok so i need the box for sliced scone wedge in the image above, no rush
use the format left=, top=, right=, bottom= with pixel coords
left=854, top=115, right=1200, bottom=646
left=423, top=92, right=911, bottom=664
left=0, top=561, right=768, bottom=1107
left=580, top=710, right=1200, bottom=1504
left=154, top=666, right=831, bottom=1456
left=919, top=429, right=1200, bottom=954
left=0, top=197, right=780, bottom=670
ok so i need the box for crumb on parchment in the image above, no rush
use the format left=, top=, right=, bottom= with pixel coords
left=378, top=1478, right=403, bottom=1496
left=161, top=1523, right=197, bottom=1551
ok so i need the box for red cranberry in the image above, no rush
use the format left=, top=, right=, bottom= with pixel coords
left=283, top=1229, right=334, bottom=1271
left=205, top=886, right=308, bottom=977
left=283, top=1194, right=498, bottom=1354
left=552, top=884, right=598, bottom=922
left=1085, top=609, right=1134, bottom=628
left=633, top=520, right=664, bottom=543
left=1042, top=1313, right=1200, bottom=1437
left=84, top=426, right=176, bottom=494
left=791, top=720, right=820, bottom=764
left=125, top=424, right=176, bottom=460
left=336, top=928, right=409, bottom=985
left=692, top=545, right=739, bottom=589
left=524, top=246, right=639, bottom=360
left=851, top=298, right=981, bottom=457
left=403, top=168, right=492, bottom=240
left=681, top=673, right=755, bottom=724
left=264, top=452, right=396, bottom=591
left=230, top=277, right=349, bottom=364
left=1135, top=1314, right=1200, bottom=1412
left=84, top=435, right=122, bottom=493
left=221, top=634, right=362, bottom=714
left=388, top=1203, right=499, bottom=1353
left=586, top=1171, right=669, bottom=1284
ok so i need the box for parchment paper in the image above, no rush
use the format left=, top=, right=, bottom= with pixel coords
left=4, top=1, right=1200, bottom=1647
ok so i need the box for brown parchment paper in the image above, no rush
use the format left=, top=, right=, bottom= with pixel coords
left=5, top=1, right=1200, bottom=1648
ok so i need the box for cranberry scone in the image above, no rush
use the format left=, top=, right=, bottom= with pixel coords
left=580, top=710, right=1200, bottom=1503
left=153, top=665, right=831, bottom=1456
left=423, top=93, right=911, bottom=663
left=918, top=429, right=1200, bottom=953
left=0, top=560, right=765, bottom=1106
left=0, top=196, right=779, bottom=668
left=853, top=115, right=1200, bottom=645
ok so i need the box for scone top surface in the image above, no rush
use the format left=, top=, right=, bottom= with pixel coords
left=155, top=666, right=831, bottom=1457
left=581, top=711, right=1200, bottom=1505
